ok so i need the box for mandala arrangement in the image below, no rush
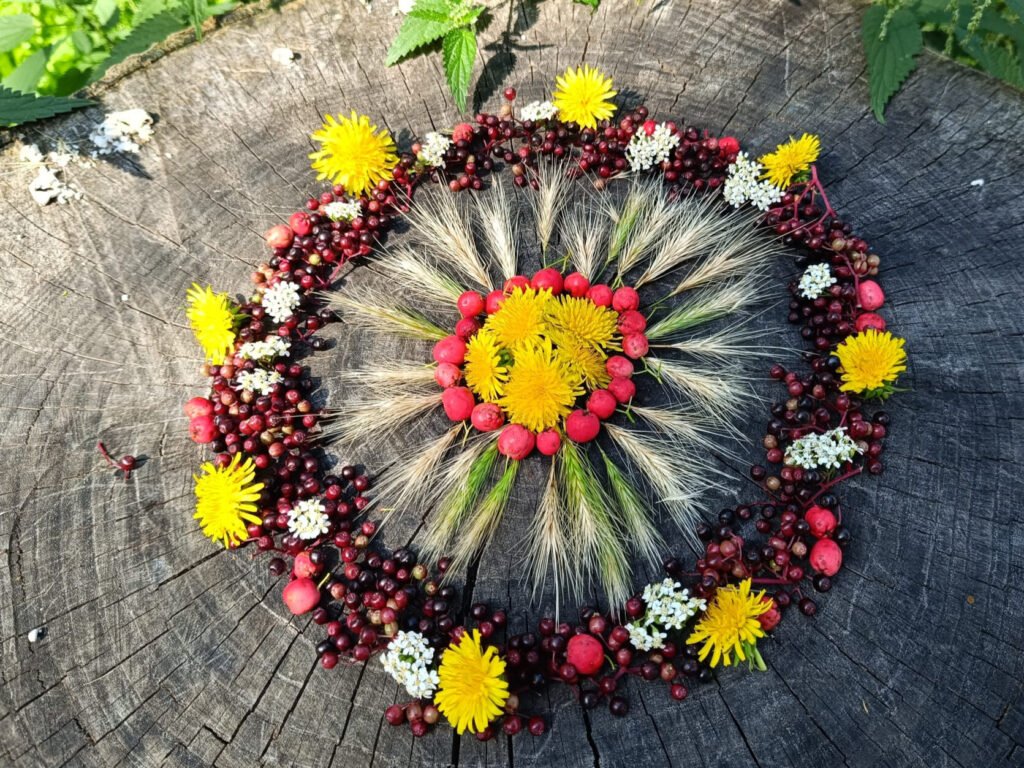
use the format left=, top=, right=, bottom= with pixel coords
left=175, top=67, right=908, bottom=740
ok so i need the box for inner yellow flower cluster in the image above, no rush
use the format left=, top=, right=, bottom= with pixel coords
left=463, top=287, right=620, bottom=432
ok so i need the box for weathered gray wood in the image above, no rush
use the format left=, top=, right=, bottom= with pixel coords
left=1, top=0, right=1023, bottom=766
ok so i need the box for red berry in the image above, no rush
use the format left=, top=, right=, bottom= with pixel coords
left=608, top=377, right=636, bottom=404
left=809, top=538, right=843, bottom=576
left=497, top=424, right=535, bottom=460
left=504, top=87, right=517, bottom=101
left=291, top=551, right=321, bottom=579
left=531, top=267, right=564, bottom=295
left=385, top=705, right=405, bottom=726
left=622, top=333, right=649, bottom=359
left=564, top=272, right=590, bottom=297
left=587, top=389, right=617, bottom=420
left=536, top=429, right=561, bottom=456
left=566, top=634, right=604, bottom=676
left=617, top=309, right=647, bottom=335
left=565, top=410, right=600, bottom=443
left=452, top=122, right=475, bottom=143
left=503, top=275, right=530, bottom=293
left=264, top=224, right=293, bottom=249
left=457, top=290, right=485, bottom=318
left=642, top=119, right=657, bottom=136
left=189, top=415, right=217, bottom=443
left=758, top=598, right=781, bottom=631
left=471, top=402, right=505, bottom=432
left=855, top=312, right=886, bottom=332
left=432, top=335, right=467, bottom=365
left=183, top=396, right=214, bottom=419
left=485, top=289, right=506, bottom=314
left=528, top=717, right=546, bottom=736
left=442, top=387, right=475, bottom=421
left=289, top=211, right=313, bottom=237
left=587, top=284, right=613, bottom=307
left=282, top=577, right=320, bottom=615
left=718, top=136, right=740, bottom=156
left=434, top=362, right=462, bottom=388
left=857, top=280, right=885, bottom=311
left=455, top=317, right=481, bottom=339
left=606, top=355, right=634, bottom=378
left=805, top=505, right=837, bottom=538
left=612, top=286, right=640, bottom=312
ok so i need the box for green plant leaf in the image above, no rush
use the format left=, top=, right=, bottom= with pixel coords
left=88, top=7, right=188, bottom=84
left=862, top=5, right=923, bottom=122
left=93, top=0, right=118, bottom=26
left=574, top=0, right=600, bottom=7
left=386, top=0, right=460, bottom=65
left=962, top=39, right=1024, bottom=88
left=0, top=14, right=35, bottom=53
left=2, top=47, right=51, bottom=93
left=0, top=84, right=96, bottom=127
left=442, top=25, right=475, bottom=112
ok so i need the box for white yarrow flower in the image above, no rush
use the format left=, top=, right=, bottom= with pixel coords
left=323, top=199, right=362, bottom=222
left=625, top=122, right=680, bottom=172
left=798, top=263, right=837, bottom=299
left=234, top=368, right=283, bottom=396
left=722, top=152, right=782, bottom=211
left=239, top=337, right=291, bottom=361
left=381, top=631, right=440, bottom=698
left=418, top=132, right=452, bottom=168
left=262, top=280, right=302, bottom=323
left=784, top=427, right=863, bottom=470
left=520, top=100, right=558, bottom=122
left=288, top=499, right=330, bottom=540
left=89, top=109, right=154, bottom=155
left=626, top=578, right=706, bottom=650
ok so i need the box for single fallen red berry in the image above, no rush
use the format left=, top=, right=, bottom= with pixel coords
left=857, top=280, right=885, bottom=311
left=805, top=505, right=837, bottom=538
left=189, top=415, right=217, bottom=443
left=855, top=312, right=886, bottom=332
left=809, top=538, right=843, bottom=576
left=183, top=396, right=214, bottom=419
left=566, top=633, right=604, bottom=676
left=292, top=551, right=320, bottom=579
left=282, top=578, right=320, bottom=615
left=264, top=224, right=293, bottom=249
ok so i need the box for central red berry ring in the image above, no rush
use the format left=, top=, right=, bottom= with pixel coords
left=430, top=267, right=649, bottom=461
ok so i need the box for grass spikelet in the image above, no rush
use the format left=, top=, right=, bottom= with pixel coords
left=320, top=391, right=442, bottom=447
left=560, top=441, right=631, bottom=607
left=333, top=361, right=437, bottom=396
left=422, top=441, right=500, bottom=560
left=561, top=202, right=607, bottom=279
left=604, top=183, right=645, bottom=270
left=324, top=291, right=448, bottom=341
left=669, top=227, right=781, bottom=296
left=448, top=459, right=520, bottom=572
left=614, top=184, right=676, bottom=278
left=369, top=426, right=461, bottom=526
left=645, top=280, right=758, bottom=341
left=405, top=189, right=493, bottom=290
left=529, top=163, right=570, bottom=254
left=630, top=403, right=744, bottom=457
left=599, top=449, right=664, bottom=569
left=474, top=183, right=518, bottom=279
left=658, top=324, right=786, bottom=360
left=372, top=248, right=464, bottom=306
left=646, top=360, right=749, bottom=426
left=524, top=459, right=575, bottom=610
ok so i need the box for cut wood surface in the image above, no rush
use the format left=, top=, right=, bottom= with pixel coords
left=1, top=0, right=1023, bottom=766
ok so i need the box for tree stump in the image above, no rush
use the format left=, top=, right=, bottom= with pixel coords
left=1, top=0, right=1022, bottom=766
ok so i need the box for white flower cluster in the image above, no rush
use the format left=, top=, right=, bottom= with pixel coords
left=418, top=132, right=452, bottom=168
left=625, top=579, right=707, bottom=651
left=520, top=100, right=558, bottom=122
left=288, top=499, right=330, bottom=540
left=798, top=263, right=837, bottom=299
left=722, top=152, right=783, bottom=211
left=239, top=337, right=291, bottom=361
left=381, top=631, right=440, bottom=699
left=235, top=368, right=283, bottom=396
left=323, top=199, right=362, bottom=222
left=89, top=109, right=154, bottom=155
left=625, top=123, right=680, bottom=172
left=785, top=427, right=863, bottom=470
left=262, top=280, right=302, bottom=323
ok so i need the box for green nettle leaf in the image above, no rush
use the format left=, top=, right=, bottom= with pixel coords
left=862, top=5, right=923, bottom=123
left=961, top=39, right=1024, bottom=89
left=0, top=13, right=35, bottom=53
left=88, top=8, right=188, bottom=84
left=386, top=2, right=460, bottom=66
left=93, top=0, right=118, bottom=26
left=2, top=47, right=51, bottom=93
left=0, top=84, right=96, bottom=127
left=442, top=25, right=475, bottom=112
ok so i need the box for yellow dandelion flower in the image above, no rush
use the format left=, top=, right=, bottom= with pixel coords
left=835, top=328, right=907, bottom=396
left=758, top=133, right=821, bottom=189
left=464, top=330, right=508, bottom=402
left=435, top=630, right=509, bottom=735
left=193, top=454, right=265, bottom=548
left=483, top=287, right=551, bottom=351
left=186, top=283, right=239, bottom=364
left=546, top=295, right=620, bottom=353
left=499, top=339, right=583, bottom=432
left=552, top=64, right=617, bottom=130
left=687, top=579, right=771, bottom=668
left=309, top=111, right=398, bottom=196
left=555, top=335, right=611, bottom=389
